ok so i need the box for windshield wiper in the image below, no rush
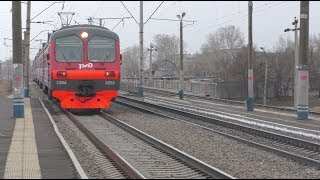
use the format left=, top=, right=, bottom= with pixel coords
left=104, top=54, right=111, bottom=62
left=58, top=48, right=71, bottom=65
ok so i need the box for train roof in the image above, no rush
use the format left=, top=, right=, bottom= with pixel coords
left=50, top=24, right=119, bottom=41
left=58, top=24, right=110, bottom=30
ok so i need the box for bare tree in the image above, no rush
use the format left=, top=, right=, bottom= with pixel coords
left=121, top=45, right=140, bottom=77
left=152, top=34, right=180, bottom=66
left=309, top=33, right=320, bottom=96
left=271, top=35, right=295, bottom=98
left=202, top=25, right=245, bottom=51
left=200, top=25, right=245, bottom=82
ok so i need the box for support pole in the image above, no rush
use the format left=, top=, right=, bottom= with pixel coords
left=294, top=17, right=299, bottom=109
left=297, top=1, right=309, bottom=120
left=12, top=1, right=24, bottom=118
left=149, top=47, right=152, bottom=80
left=139, top=1, right=144, bottom=96
left=247, top=1, right=254, bottom=111
left=24, top=0, right=31, bottom=97
left=179, top=17, right=184, bottom=99
left=263, top=52, right=268, bottom=106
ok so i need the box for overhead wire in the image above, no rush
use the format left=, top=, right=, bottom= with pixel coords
left=211, top=1, right=281, bottom=23
left=195, top=1, right=287, bottom=32
left=144, top=1, right=164, bottom=25
left=112, top=17, right=132, bottom=31
left=31, top=2, right=56, bottom=21
left=111, top=4, right=140, bottom=32
left=120, top=1, right=139, bottom=25
left=93, top=1, right=104, bottom=18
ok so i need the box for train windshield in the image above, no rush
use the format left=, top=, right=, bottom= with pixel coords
left=55, top=35, right=83, bottom=62
left=88, top=35, right=115, bottom=62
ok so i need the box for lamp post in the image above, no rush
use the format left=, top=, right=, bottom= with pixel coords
left=260, top=47, right=268, bottom=106
left=177, top=12, right=186, bottom=100
left=147, top=43, right=157, bottom=80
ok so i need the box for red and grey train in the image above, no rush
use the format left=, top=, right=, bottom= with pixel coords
left=32, top=24, right=121, bottom=109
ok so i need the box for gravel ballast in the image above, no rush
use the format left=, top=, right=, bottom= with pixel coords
left=108, top=103, right=320, bottom=179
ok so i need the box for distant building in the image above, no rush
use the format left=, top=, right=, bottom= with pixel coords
left=151, top=53, right=196, bottom=79
left=152, top=59, right=178, bottom=78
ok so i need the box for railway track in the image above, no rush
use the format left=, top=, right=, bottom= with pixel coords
left=50, top=100, right=234, bottom=179
left=136, top=87, right=320, bottom=115
left=116, top=95, right=320, bottom=169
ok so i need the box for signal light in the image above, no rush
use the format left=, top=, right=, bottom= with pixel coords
left=57, top=71, right=67, bottom=77
left=284, top=28, right=290, bottom=32
left=105, top=71, right=115, bottom=77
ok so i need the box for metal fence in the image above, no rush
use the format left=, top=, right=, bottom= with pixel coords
left=120, top=79, right=217, bottom=97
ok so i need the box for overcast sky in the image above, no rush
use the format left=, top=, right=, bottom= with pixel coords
left=0, top=1, right=319, bottom=62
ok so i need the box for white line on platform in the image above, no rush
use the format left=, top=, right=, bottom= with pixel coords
left=39, top=98, right=88, bottom=179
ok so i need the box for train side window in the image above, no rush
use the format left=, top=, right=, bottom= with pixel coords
left=88, top=35, right=116, bottom=62
left=55, top=35, right=83, bottom=62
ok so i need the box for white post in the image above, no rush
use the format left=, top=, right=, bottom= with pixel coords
left=294, top=17, right=299, bottom=109
left=263, top=53, right=268, bottom=105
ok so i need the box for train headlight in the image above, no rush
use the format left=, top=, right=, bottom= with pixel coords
left=81, top=32, right=88, bottom=39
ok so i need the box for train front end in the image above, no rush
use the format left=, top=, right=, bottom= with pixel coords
left=49, top=25, right=120, bottom=109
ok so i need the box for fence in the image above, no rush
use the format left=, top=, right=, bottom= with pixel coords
left=120, top=79, right=217, bottom=97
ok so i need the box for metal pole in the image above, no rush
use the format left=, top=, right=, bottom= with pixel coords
left=8, top=62, right=10, bottom=80
left=178, top=18, right=184, bottom=99
left=297, top=1, right=309, bottom=120
left=139, top=1, right=144, bottom=96
left=22, top=32, right=26, bottom=82
left=24, top=1, right=31, bottom=97
left=99, top=19, right=102, bottom=27
left=149, top=47, right=152, bottom=80
left=89, top=17, right=92, bottom=25
left=263, top=52, right=268, bottom=106
left=294, top=17, right=299, bottom=109
left=12, top=1, right=24, bottom=118
left=247, top=1, right=254, bottom=111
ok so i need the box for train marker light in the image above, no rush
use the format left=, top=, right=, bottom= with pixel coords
left=105, top=71, right=115, bottom=77
left=57, top=71, right=67, bottom=77
left=81, top=32, right=88, bottom=39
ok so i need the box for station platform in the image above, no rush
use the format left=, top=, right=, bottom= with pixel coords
left=0, top=95, right=83, bottom=179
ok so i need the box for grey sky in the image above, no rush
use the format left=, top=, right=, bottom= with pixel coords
left=0, top=1, right=319, bottom=62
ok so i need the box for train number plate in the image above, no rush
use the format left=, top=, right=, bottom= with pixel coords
left=105, top=81, right=115, bottom=86
left=56, top=80, right=67, bottom=85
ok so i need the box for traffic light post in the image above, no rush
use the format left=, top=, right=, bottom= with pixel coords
left=284, top=17, right=299, bottom=110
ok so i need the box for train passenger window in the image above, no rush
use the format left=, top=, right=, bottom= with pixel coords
left=88, top=35, right=115, bottom=62
left=55, top=35, right=83, bottom=62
